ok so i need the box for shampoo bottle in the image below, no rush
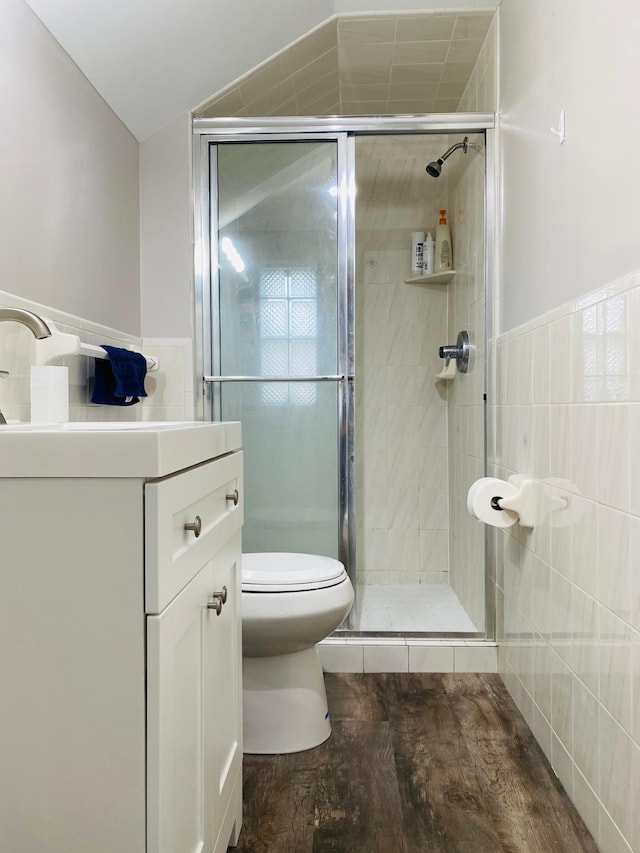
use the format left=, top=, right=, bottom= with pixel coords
left=422, top=232, right=435, bottom=275
left=411, top=231, right=425, bottom=273
left=435, top=209, right=452, bottom=271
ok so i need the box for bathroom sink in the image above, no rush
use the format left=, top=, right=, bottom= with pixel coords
left=65, top=421, right=180, bottom=430
left=0, top=420, right=242, bottom=478
left=0, top=420, right=184, bottom=431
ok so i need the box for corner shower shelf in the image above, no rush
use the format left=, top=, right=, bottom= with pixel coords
left=404, top=270, right=456, bottom=284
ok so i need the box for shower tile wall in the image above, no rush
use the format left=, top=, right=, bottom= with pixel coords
left=444, top=140, right=486, bottom=631
left=355, top=135, right=452, bottom=586
left=438, top=16, right=498, bottom=629
left=428, top=15, right=498, bottom=630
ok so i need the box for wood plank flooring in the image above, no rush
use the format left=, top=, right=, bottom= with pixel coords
left=234, top=673, right=598, bottom=853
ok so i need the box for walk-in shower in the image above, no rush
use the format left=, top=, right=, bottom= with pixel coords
left=194, top=115, right=494, bottom=639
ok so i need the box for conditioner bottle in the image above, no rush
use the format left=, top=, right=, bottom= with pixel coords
left=434, top=209, right=452, bottom=271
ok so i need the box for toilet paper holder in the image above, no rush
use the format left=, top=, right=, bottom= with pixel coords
left=490, top=475, right=536, bottom=527
left=480, top=475, right=567, bottom=529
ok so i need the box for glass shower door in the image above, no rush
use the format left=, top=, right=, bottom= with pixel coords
left=207, top=140, right=349, bottom=561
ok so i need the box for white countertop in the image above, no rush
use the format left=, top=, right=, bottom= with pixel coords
left=0, top=421, right=242, bottom=478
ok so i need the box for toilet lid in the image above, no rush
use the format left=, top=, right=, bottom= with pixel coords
left=242, top=552, right=347, bottom=592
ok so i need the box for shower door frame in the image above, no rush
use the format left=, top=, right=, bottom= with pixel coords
left=194, top=131, right=354, bottom=578
left=193, top=113, right=496, bottom=639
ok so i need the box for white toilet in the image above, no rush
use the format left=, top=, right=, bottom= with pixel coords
left=241, top=552, right=354, bottom=754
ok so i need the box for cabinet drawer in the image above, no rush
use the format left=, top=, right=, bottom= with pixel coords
left=145, top=452, right=243, bottom=613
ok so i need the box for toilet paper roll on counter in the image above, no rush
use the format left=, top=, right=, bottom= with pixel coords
left=467, top=477, right=520, bottom=528
left=30, top=365, right=69, bottom=424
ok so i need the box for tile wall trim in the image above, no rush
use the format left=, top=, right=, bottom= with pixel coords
left=498, top=269, right=640, bottom=344
left=320, top=637, right=498, bottom=673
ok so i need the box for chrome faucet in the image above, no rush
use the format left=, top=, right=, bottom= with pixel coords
left=0, top=308, right=52, bottom=340
left=0, top=308, right=53, bottom=424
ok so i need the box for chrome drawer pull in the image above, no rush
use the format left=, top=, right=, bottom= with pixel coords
left=206, top=586, right=228, bottom=615
left=184, top=515, right=202, bottom=538
left=226, top=489, right=239, bottom=506
left=207, top=595, right=223, bottom=615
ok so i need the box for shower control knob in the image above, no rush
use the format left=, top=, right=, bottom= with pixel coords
left=184, top=515, right=202, bottom=537
left=438, top=330, right=471, bottom=374
left=439, top=344, right=460, bottom=359
left=226, top=489, right=239, bottom=506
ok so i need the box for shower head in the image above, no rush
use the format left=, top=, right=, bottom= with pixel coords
left=426, top=136, right=469, bottom=178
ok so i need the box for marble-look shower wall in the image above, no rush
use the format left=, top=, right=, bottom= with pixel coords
left=446, top=140, right=486, bottom=630
left=442, top=14, right=498, bottom=630
left=355, top=135, right=451, bottom=585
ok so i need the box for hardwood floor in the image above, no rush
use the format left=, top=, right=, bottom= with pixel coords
left=235, top=673, right=598, bottom=853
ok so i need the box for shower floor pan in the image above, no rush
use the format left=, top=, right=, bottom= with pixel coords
left=350, top=583, right=477, bottom=633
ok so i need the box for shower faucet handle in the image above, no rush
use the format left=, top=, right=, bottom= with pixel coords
left=439, top=344, right=460, bottom=359
left=438, top=330, right=471, bottom=374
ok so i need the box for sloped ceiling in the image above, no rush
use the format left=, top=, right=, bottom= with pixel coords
left=198, top=12, right=494, bottom=119
left=22, top=0, right=498, bottom=141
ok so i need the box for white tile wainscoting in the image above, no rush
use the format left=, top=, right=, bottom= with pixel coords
left=320, top=638, right=498, bottom=674
left=0, top=293, right=196, bottom=425
left=491, top=267, right=640, bottom=853
left=0, top=290, right=145, bottom=423
left=141, top=337, right=194, bottom=421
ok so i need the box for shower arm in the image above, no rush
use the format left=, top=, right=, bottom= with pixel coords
left=439, top=138, right=468, bottom=165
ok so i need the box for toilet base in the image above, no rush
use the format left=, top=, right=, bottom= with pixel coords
left=243, top=645, right=331, bottom=754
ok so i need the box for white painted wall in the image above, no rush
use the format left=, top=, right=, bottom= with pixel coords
left=140, top=115, right=192, bottom=338
left=0, top=0, right=140, bottom=334
left=499, top=0, right=640, bottom=333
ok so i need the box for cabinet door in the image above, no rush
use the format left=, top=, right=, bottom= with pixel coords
left=205, top=531, right=242, bottom=853
left=147, top=532, right=242, bottom=853
left=147, top=564, right=212, bottom=853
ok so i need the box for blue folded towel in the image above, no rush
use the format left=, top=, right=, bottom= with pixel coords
left=91, top=345, right=148, bottom=406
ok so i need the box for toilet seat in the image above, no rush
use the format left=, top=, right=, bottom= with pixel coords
left=242, top=552, right=347, bottom=593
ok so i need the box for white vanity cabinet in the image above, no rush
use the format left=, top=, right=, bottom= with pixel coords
left=0, top=422, right=243, bottom=853
left=146, top=452, right=243, bottom=853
